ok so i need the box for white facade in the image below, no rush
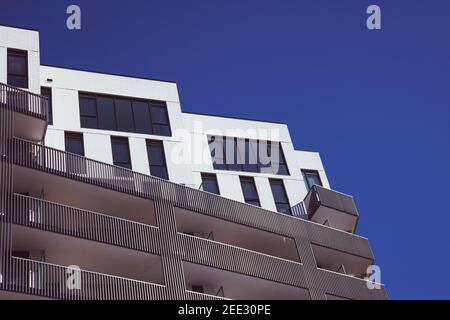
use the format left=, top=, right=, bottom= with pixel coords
left=1, top=24, right=330, bottom=214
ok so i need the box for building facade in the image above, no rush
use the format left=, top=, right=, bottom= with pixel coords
left=0, top=24, right=387, bottom=300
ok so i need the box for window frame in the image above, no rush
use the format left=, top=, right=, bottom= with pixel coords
left=79, top=94, right=99, bottom=129
left=208, top=136, right=290, bottom=176
left=7, top=48, right=28, bottom=88
left=239, top=176, right=261, bottom=207
left=269, top=178, right=292, bottom=215
left=201, top=173, right=220, bottom=195
left=64, top=132, right=85, bottom=156
left=41, top=87, right=53, bottom=125
left=64, top=132, right=86, bottom=174
left=78, top=92, right=171, bottom=137
left=111, top=136, right=132, bottom=170
left=146, top=139, right=169, bottom=180
left=302, top=169, right=323, bottom=191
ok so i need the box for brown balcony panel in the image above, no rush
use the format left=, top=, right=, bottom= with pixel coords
left=11, top=193, right=160, bottom=254
left=5, top=257, right=167, bottom=300
left=183, top=261, right=310, bottom=300
left=304, top=185, right=359, bottom=233
left=10, top=225, right=165, bottom=286
left=179, top=233, right=306, bottom=288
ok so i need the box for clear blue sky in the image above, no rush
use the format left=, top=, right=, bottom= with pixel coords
left=2, top=0, right=449, bottom=299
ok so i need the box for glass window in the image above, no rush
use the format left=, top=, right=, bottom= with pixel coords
left=133, top=100, right=153, bottom=134
left=7, top=49, right=28, bottom=88
left=209, top=136, right=226, bottom=170
left=150, top=103, right=171, bottom=136
left=65, top=132, right=86, bottom=174
left=268, top=142, right=289, bottom=175
left=225, top=138, right=242, bottom=172
left=78, top=93, right=171, bottom=137
left=97, top=96, right=116, bottom=131
left=40, top=87, right=53, bottom=125
left=79, top=95, right=98, bottom=129
left=115, top=98, right=135, bottom=132
left=302, top=170, right=323, bottom=191
left=147, top=140, right=168, bottom=180
left=243, top=139, right=259, bottom=173
left=269, top=179, right=291, bottom=215
left=240, top=177, right=260, bottom=207
left=208, top=136, right=289, bottom=176
left=111, top=137, right=131, bottom=169
left=65, top=132, right=84, bottom=156
left=201, top=173, right=220, bottom=195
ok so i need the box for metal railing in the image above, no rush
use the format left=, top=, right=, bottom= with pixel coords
left=303, top=185, right=359, bottom=219
left=4, top=257, right=166, bottom=300
left=0, top=82, right=48, bottom=120
left=10, top=137, right=375, bottom=260
left=11, top=137, right=164, bottom=199
left=11, top=193, right=159, bottom=253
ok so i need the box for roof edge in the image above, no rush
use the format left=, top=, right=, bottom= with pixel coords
left=41, top=64, right=177, bottom=84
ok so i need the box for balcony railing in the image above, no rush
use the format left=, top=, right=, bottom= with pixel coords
left=303, top=185, right=359, bottom=233
left=10, top=137, right=374, bottom=259
left=4, top=257, right=166, bottom=300
left=11, top=137, right=161, bottom=199
left=0, top=82, right=48, bottom=120
left=11, top=193, right=159, bottom=253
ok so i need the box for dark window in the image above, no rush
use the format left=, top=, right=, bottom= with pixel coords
left=79, top=95, right=98, bottom=129
left=97, top=96, right=116, bottom=131
left=302, top=170, right=323, bottom=191
left=201, top=173, right=220, bottom=195
left=78, top=93, right=171, bottom=136
left=269, top=179, right=291, bottom=215
left=111, top=137, right=132, bottom=169
left=208, top=136, right=289, bottom=176
left=269, top=142, right=289, bottom=175
left=133, top=100, right=153, bottom=134
left=240, top=177, right=260, bottom=207
left=7, top=49, right=28, bottom=88
left=146, top=140, right=169, bottom=180
left=65, top=132, right=86, bottom=174
left=41, top=87, right=53, bottom=125
left=115, top=98, right=135, bottom=132
left=243, top=139, right=259, bottom=173
left=150, top=101, right=171, bottom=136
left=65, top=132, right=84, bottom=156
left=227, top=138, right=245, bottom=172
left=209, top=136, right=226, bottom=170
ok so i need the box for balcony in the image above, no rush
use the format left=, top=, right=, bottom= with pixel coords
left=2, top=257, right=166, bottom=300
left=183, top=261, right=310, bottom=300
left=11, top=193, right=159, bottom=253
left=10, top=224, right=165, bottom=286
left=311, top=243, right=372, bottom=279
left=303, top=185, right=359, bottom=233
left=0, top=83, right=48, bottom=141
left=175, top=207, right=300, bottom=263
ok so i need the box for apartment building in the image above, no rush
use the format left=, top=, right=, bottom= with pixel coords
left=0, top=24, right=387, bottom=300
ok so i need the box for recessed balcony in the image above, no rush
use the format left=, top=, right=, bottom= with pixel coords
left=11, top=193, right=159, bottom=253
left=0, top=83, right=48, bottom=141
left=311, top=243, right=373, bottom=279
left=303, top=185, right=359, bottom=233
left=3, top=257, right=166, bottom=300
left=11, top=224, right=165, bottom=286
left=175, top=207, right=300, bottom=263
left=183, top=261, right=310, bottom=300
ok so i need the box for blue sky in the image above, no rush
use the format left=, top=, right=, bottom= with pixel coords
left=2, top=0, right=449, bottom=299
